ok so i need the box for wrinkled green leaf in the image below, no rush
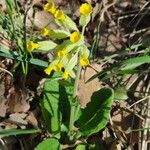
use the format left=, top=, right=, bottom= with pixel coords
left=35, top=138, right=60, bottom=150
left=41, top=79, right=61, bottom=133
left=41, top=78, right=74, bottom=133
left=58, top=82, right=73, bottom=128
left=77, top=88, right=114, bottom=136
left=36, top=41, right=57, bottom=52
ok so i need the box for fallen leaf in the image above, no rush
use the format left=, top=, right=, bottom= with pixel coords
left=8, top=113, right=28, bottom=125
left=78, top=64, right=101, bottom=107
left=26, top=111, right=38, bottom=127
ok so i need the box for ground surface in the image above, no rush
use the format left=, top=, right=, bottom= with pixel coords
left=0, top=0, right=150, bottom=149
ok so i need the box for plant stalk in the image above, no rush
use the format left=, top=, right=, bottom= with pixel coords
left=69, top=60, right=81, bottom=132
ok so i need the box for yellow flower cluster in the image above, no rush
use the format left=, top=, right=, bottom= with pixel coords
left=44, top=62, right=69, bottom=80
left=44, top=47, right=69, bottom=79
left=57, top=49, right=66, bottom=57
left=44, top=2, right=56, bottom=14
left=80, top=57, right=89, bottom=66
left=70, top=32, right=81, bottom=43
left=40, top=28, right=50, bottom=36
left=80, top=3, right=93, bottom=16
left=44, top=62, right=63, bottom=75
left=44, top=2, right=65, bottom=21
left=27, top=41, right=40, bottom=52
left=42, top=2, right=93, bottom=80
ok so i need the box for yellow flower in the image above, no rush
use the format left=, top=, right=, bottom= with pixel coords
left=70, top=32, right=80, bottom=43
left=53, top=63, right=63, bottom=72
left=54, top=9, right=65, bottom=20
left=57, top=49, right=66, bottom=57
left=40, top=28, right=50, bottom=36
left=80, top=57, right=89, bottom=66
left=27, top=41, right=40, bottom=52
left=44, top=2, right=56, bottom=14
left=44, top=66, right=53, bottom=75
left=62, top=71, right=69, bottom=80
left=80, top=3, right=93, bottom=16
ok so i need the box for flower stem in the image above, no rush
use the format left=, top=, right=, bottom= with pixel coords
left=69, top=60, right=81, bottom=132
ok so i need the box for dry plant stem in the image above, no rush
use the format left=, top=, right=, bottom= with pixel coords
left=0, top=67, right=13, bottom=77
left=69, top=62, right=81, bottom=132
left=127, top=95, right=150, bottom=109
left=141, top=84, right=150, bottom=150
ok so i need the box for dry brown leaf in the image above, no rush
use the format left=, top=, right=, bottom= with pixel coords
left=7, top=87, right=30, bottom=113
left=26, top=111, right=38, bottom=127
left=26, top=9, right=58, bottom=30
left=8, top=113, right=28, bottom=125
left=78, top=64, right=101, bottom=108
left=0, top=82, right=8, bottom=117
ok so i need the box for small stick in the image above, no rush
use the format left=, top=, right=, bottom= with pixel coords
left=0, top=67, right=13, bottom=77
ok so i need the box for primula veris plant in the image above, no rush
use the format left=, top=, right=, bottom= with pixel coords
left=36, top=2, right=115, bottom=150
left=0, top=1, right=115, bottom=149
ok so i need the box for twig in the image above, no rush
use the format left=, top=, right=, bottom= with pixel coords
left=127, top=95, right=150, bottom=109
left=0, top=67, right=13, bottom=77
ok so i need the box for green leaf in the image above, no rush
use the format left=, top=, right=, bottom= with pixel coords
left=114, top=87, right=128, bottom=101
left=41, top=79, right=61, bottom=133
left=65, top=53, right=78, bottom=72
left=79, top=15, right=90, bottom=27
left=77, top=88, right=114, bottom=136
left=41, top=77, right=74, bottom=132
left=55, top=40, right=71, bottom=50
left=35, top=138, right=60, bottom=150
left=75, top=144, right=86, bottom=150
left=63, top=15, right=78, bottom=31
left=36, top=41, right=57, bottom=52
left=0, top=46, right=18, bottom=55
left=79, top=45, right=90, bottom=58
left=0, top=129, right=41, bottom=136
left=49, top=29, right=70, bottom=39
left=121, top=56, right=150, bottom=70
left=58, top=82, right=73, bottom=127
left=125, top=43, right=142, bottom=51
left=29, top=58, right=48, bottom=67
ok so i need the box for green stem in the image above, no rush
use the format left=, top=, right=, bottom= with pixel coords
left=73, top=64, right=81, bottom=98
left=69, top=61, right=81, bottom=132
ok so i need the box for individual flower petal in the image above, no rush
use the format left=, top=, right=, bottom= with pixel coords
left=62, top=71, right=69, bottom=80
left=53, top=63, right=63, bottom=72
left=80, top=57, right=89, bottom=66
left=80, top=3, right=93, bottom=16
left=44, top=2, right=56, bottom=14
left=54, top=9, right=65, bottom=20
left=27, top=41, right=40, bottom=52
left=70, top=32, right=80, bottom=43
